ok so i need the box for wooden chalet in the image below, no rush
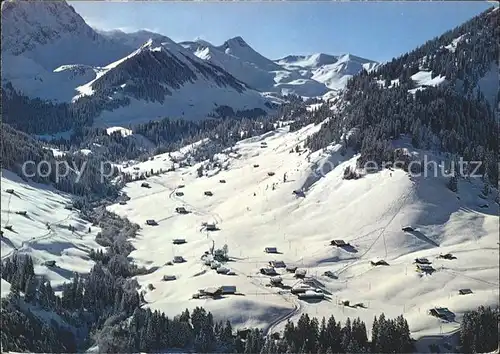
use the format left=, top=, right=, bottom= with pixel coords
left=414, top=257, right=431, bottom=265
left=294, top=269, right=307, bottom=278
left=428, top=307, right=452, bottom=319
left=206, top=223, right=218, bottom=231
left=173, top=256, right=185, bottom=263
left=292, top=190, right=305, bottom=197
left=371, top=259, right=389, bottom=266
left=416, top=264, right=435, bottom=274
left=175, top=207, right=188, bottom=214
left=260, top=267, right=278, bottom=276
left=330, top=239, right=349, bottom=247
left=269, top=260, right=286, bottom=268
left=438, top=253, right=457, bottom=260
left=216, top=267, right=230, bottom=274
left=291, top=285, right=312, bottom=294
left=220, top=285, right=236, bottom=294
left=270, top=276, right=283, bottom=285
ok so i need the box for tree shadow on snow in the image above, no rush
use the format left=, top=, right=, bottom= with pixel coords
left=317, top=256, right=358, bottom=265
left=407, top=230, right=440, bottom=248
left=1, top=236, right=18, bottom=250
left=48, top=266, right=75, bottom=280
left=30, top=241, right=87, bottom=256
left=299, top=297, right=327, bottom=304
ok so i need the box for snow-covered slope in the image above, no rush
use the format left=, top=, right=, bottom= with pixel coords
left=277, top=53, right=340, bottom=70
left=311, top=54, right=380, bottom=90
left=102, top=122, right=498, bottom=342
left=1, top=170, right=102, bottom=294
left=278, top=53, right=380, bottom=91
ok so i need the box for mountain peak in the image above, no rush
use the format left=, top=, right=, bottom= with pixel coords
left=141, top=37, right=164, bottom=50
left=1, top=0, right=92, bottom=58
left=1, top=0, right=133, bottom=69
left=224, top=36, right=249, bottom=48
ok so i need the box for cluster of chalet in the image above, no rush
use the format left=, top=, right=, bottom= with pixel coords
left=414, top=257, right=435, bottom=273
left=259, top=246, right=317, bottom=298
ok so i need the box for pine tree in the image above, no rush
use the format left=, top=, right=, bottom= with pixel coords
left=447, top=175, right=458, bottom=192
left=24, top=276, right=37, bottom=303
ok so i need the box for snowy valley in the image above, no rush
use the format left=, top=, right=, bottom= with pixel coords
left=1, top=1, right=499, bottom=353
left=2, top=120, right=499, bottom=352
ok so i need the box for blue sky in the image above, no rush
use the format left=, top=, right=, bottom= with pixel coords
left=70, top=1, right=494, bottom=62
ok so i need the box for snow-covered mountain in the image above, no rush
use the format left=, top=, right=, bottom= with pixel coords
left=1, top=0, right=134, bottom=101
left=78, top=38, right=279, bottom=126
left=179, top=37, right=379, bottom=97
left=1, top=0, right=379, bottom=127
left=180, top=38, right=279, bottom=93
left=0, top=0, right=280, bottom=123
left=0, top=0, right=131, bottom=68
